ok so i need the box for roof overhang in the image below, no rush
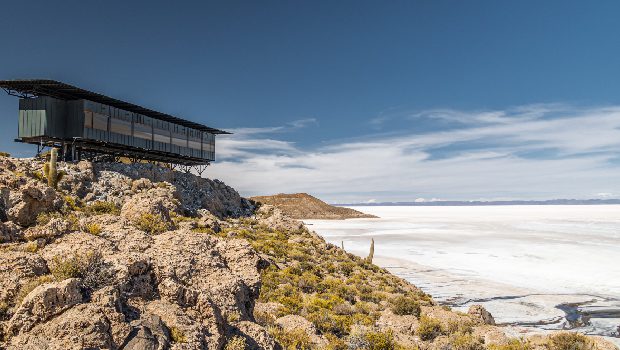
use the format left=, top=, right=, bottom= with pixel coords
left=0, top=79, right=231, bottom=135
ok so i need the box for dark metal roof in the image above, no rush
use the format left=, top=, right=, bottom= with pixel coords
left=0, top=79, right=231, bottom=134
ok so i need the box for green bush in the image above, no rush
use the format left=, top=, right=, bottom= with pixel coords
left=416, top=315, right=444, bottom=341
left=546, top=333, right=595, bottom=350
left=390, top=296, right=421, bottom=317
left=269, top=326, right=312, bottom=350
left=447, top=332, right=485, bottom=350
left=134, top=213, right=169, bottom=235
left=83, top=201, right=120, bottom=215
left=49, top=250, right=110, bottom=291
left=224, top=335, right=247, bottom=350
left=488, top=339, right=531, bottom=350
left=85, top=223, right=102, bottom=235
left=170, top=326, right=187, bottom=343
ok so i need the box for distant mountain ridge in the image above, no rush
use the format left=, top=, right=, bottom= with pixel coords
left=250, top=193, right=377, bottom=219
left=338, top=198, right=620, bottom=206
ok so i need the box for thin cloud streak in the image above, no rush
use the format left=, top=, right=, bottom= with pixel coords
left=209, top=105, right=620, bottom=203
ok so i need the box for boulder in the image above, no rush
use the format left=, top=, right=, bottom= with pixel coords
left=0, top=251, right=49, bottom=307
left=6, top=182, right=62, bottom=227
left=5, top=303, right=116, bottom=350
left=120, top=314, right=170, bottom=350
left=7, top=278, right=83, bottom=335
left=468, top=304, right=496, bottom=325
left=0, top=221, right=23, bottom=243
left=23, top=217, right=70, bottom=241
left=232, top=320, right=278, bottom=350
left=121, top=185, right=179, bottom=227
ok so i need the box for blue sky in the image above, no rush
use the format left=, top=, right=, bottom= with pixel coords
left=1, top=1, right=619, bottom=202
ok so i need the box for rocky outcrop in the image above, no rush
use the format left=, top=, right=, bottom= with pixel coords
left=468, top=304, right=496, bottom=325
left=251, top=192, right=377, bottom=220
left=6, top=183, right=62, bottom=227
left=7, top=278, right=83, bottom=336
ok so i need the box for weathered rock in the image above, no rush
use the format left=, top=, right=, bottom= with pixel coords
left=6, top=303, right=116, bottom=350
left=468, top=304, right=496, bottom=325
left=121, top=185, right=179, bottom=228
left=197, top=209, right=222, bottom=233
left=120, top=314, right=171, bottom=350
left=232, top=320, right=278, bottom=350
left=377, top=309, right=419, bottom=346
left=7, top=278, right=83, bottom=335
left=6, top=182, right=62, bottom=226
left=0, top=220, right=22, bottom=242
left=0, top=251, right=49, bottom=307
left=150, top=231, right=262, bottom=321
left=131, top=178, right=154, bottom=192
left=256, top=205, right=304, bottom=232
left=23, top=217, right=70, bottom=241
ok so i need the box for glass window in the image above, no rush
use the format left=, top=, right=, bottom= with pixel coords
left=93, top=113, right=108, bottom=131
left=153, top=127, right=170, bottom=144
left=134, top=123, right=152, bottom=140
left=188, top=140, right=201, bottom=150
left=110, top=118, right=132, bottom=135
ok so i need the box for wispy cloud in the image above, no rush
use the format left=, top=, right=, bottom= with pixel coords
left=209, top=105, right=620, bottom=203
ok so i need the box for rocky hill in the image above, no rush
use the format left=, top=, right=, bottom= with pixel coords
left=250, top=193, right=377, bottom=220
left=0, top=155, right=615, bottom=350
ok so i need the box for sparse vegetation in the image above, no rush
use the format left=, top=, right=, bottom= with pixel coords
left=49, top=250, right=110, bottom=290
left=446, top=332, right=485, bottom=350
left=134, top=212, right=169, bottom=234
left=224, top=335, right=247, bottom=350
left=416, top=315, right=444, bottom=341
left=390, top=295, right=421, bottom=317
left=269, top=326, right=312, bottom=350
left=0, top=152, right=10, bottom=157
left=85, top=223, right=102, bottom=235
left=170, top=326, right=187, bottom=343
left=546, top=332, right=596, bottom=350
left=83, top=201, right=120, bottom=215
left=15, top=275, right=54, bottom=305
left=23, top=241, right=40, bottom=253
left=348, top=328, right=396, bottom=350
left=489, top=339, right=532, bottom=350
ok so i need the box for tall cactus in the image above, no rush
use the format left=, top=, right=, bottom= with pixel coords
left=44, top=148, right=60, bottom=189
left=366, top=238, right=375, bottom=264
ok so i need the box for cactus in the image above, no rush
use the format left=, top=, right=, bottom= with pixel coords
left=366, top=238, right=374, bottom=264
left=43, top=148, right=62, bottom=189
left=341, top=241, right=344, bottom=251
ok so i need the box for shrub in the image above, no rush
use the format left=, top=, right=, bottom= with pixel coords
left=0, top=152, right=10, bottom=157
left=416, top=315, right=444, bottom=341
left=15, top=275, right=54, bottom=305
left=489, top=339, right=531, bottom=350
left=323, top=333, right=347, bottom=350
left=134, top=213, right=169, bottom=235
left=24, top=241, right=40, bottom=253
left=85, top=223, right=102, bottom=235
left=390, top=296, right=421, bottom=317
left=83, top=201, right=120, bottom=215
left=447, top=332, right=485, bottom=350
left=224, top=335, right=247, bottom=350
left=49, top=250, right=110, bottom=291
left=546, top=333, right=595, bottom=350
left=64, top=195, right=80, bottom=211
left=347, top=328, right=396, bottom=350
left=170, top=326, right=187, bottom=343
left=269, top=326, right=312, bottom=350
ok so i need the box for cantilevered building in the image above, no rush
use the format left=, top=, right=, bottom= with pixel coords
left=0, top=80, right=229, bottom=167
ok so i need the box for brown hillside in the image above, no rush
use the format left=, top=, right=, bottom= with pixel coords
left=250, top=193, right=378, bottom=220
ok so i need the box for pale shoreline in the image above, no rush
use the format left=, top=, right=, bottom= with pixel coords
left=305, top=205, right=620, bottom=346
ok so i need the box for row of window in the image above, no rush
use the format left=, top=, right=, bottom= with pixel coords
left=84, top=110, right=215, bottom=152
